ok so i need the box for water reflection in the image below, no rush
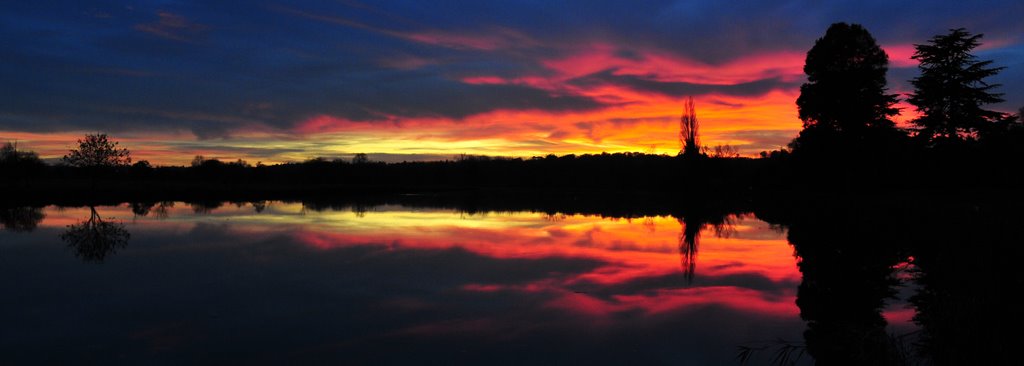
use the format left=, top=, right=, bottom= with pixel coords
left=0, top=198, right=1017, bottom=364
left=130, top=201, right=175, bottom=218
left=59, top=206, right=130, bottom=263
left=190, top=201, right=223, bottom=214
left=0, top=206, right=45, bottom=232
left=677, top=211, right=738, bottom=283
left=250, top=200, right=268, bottom=213
left=0, top=201, right=800, bottom=364
left=754, top=198, right=1024, bottom=365
left=786, top=209, right=906, bottom=365
left=904, top=203, right=1023, bottom=365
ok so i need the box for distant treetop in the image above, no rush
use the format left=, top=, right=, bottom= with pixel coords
left=62, top=134, right=131, bottom=168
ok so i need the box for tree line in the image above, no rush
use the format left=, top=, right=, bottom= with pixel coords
left=789, top=23, right=1022, bottom=158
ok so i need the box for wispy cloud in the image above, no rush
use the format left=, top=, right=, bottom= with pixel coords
left=279, top=6, right=538, bottom=51
left=134, top=11, right=208, bottom=42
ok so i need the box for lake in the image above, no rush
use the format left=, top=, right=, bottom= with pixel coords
left=0, top=199, right=1016, bottom=364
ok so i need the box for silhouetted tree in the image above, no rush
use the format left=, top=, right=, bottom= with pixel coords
left=0, top=142, right=45, bottom=176
left=758, top=148, right=790, bottom=160
left=62, top=134, right=131, bottom=168
left=0, top=206, right=45, bottom=232
left=792, top=23, right=901, bottom=155
left=352, top=153, right=370, bottom=164
left=194, top=157, right=225, bottom=169
left=908, top=28, right=1007, bottom=145
left=709, top=144, right=739, bottom=158
left=1, top=142, right=42, bottom=164
left=60, top=206, right=130, bottom=263
left=1, top=142, right=19, bottom=160
left=130, top=160, right=153, bottom=178
left=679, top=97, right=702, bottom=157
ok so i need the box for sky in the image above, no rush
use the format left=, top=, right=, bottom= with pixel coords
left=2, top=1, right=1022, bottom=165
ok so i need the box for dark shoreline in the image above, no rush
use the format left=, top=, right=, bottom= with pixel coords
left=4, top=180, right=1020, bottom=223
left=3, top=150, right=1021, bottom=212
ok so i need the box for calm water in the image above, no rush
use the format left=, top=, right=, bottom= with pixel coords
left=0, top=202, right=927, bottom=364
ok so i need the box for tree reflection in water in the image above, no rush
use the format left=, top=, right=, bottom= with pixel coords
left=788, top=212, right=905, bottom=366
left=0, top=206, right=45, bottom=232
left=749, top=197, right=1024, bottom=365
left=676, top=212, right=738, bottom=284
left=130, top=201, right=174, bottom=219
left=907, top=203, right=1024, bottom=365
left=60, top=206, right=130, bottom=263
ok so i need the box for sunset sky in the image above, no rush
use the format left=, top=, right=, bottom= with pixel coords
left=2, top=1, right=1022, bottom=165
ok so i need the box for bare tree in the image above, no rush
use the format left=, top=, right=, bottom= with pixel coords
left=710, top=144, right=740, bottom=158
left=679, top=97, right=701, bottom=157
